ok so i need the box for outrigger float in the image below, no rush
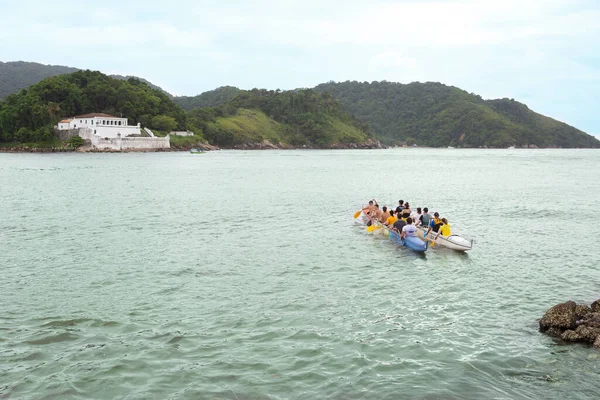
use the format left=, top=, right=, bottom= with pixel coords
left=354, top=211, right=473, bottom=252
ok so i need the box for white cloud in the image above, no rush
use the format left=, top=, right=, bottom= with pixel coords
left=0, top=0, right=598, bottom=133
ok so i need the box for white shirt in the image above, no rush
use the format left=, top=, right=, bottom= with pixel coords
left=402, top=224, right=417, bottom=237
left=411, top=212, right=422, bottom=225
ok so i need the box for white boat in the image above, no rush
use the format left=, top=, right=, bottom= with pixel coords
left=416, top=226, right=473, bottom=251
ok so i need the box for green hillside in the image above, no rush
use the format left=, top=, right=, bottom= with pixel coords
left=0, top=61, right=172, bottom=99
left=0, top=70, right=188, bottom=143
left=314, top=81, right=600, bottom=148
left=188, top=89, right=375, bottom=148
left=175, top=86, right=242, bottom=110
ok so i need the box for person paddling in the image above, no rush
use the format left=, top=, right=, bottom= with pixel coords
left=436, top=218, right=451, bottom=239
left=427, top=212, right=443, bottom=234
left=420, top=207, right=431, bottom=228
left=362, top=199, right=378, bottom=225
left=380, top=206, right=390, bottom=223
left=392, top=215, right=406, bottom=232
left=395, top=200, right=404, bottom=214
left=401, top=202, right=411, bottom=220
left=372, top=204, right=383, bottom=222
left=384, top=209, right=398, bottom=227
left=400, top=217, right=417, bottom=239
left=412, top=207, right=423, bottom=226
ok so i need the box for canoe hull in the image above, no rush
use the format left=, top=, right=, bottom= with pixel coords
left=417, top=227, right=473, bottom=251
left=389, top=230, right=428, bottom=252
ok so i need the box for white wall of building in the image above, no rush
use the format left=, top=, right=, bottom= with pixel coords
left=56, top=115, right=142, bottom=137
left=91, top=116, right=128, bottom=127
left=78, top=128, right=169, bottom=150
left=70, top=116, right=128, bottom=130
left=93, top=125, right=141, bottom=138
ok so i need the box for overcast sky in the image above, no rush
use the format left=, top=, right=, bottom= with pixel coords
left=1, top=0, right=599, bottom=136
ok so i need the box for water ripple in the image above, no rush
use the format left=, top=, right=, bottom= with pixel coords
left=1, top=150, right=600, bottom=399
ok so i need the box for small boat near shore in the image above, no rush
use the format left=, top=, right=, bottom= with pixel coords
left=190, top=148, right=205, bottom=154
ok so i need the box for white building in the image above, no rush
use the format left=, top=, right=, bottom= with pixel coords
left=55, top=113, right=170, bottom=150
left=57, top=113, right=141, bottom=138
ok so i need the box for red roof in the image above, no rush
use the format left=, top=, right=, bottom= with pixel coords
left=59, top=119, right=73, bottom=123
left=73, top=113, right=120, bottom=119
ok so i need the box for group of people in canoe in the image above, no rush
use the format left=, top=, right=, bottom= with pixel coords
left=361, top=199, right=451, bottom=241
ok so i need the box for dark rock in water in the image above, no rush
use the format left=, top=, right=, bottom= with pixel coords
left=539, top=301, right=577, bottom=332
left=561, top=325, right=600, bottom=343
left=561, top=329, right=578, bottom=341
left=576, top=304, right=592, bottom=319
left=540, top=299, right=600, bottom=350
left=545, top=327, right=564, bottom=338
left=577, top=312, right=600, bottom=328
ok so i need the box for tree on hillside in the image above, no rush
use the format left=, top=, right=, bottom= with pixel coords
left=150, top=115, right=177, bottom=132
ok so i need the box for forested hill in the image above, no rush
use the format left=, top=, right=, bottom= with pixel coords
left=314, top=81, right=600, bottom=148
left=0, top=61, right=172, bottom=99
left=187, top=89, right=376, bottom=148
left=0, top=70, right=186, bottom=143
left=174, top=86, right=242, bottom=110
left=0, top=61, right=78, bottom=99
left=0, top=71, right=375, bottom=148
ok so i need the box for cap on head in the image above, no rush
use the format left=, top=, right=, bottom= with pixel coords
left=434, top=212, right=439, bottom=217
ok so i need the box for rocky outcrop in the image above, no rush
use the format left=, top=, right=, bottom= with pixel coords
left=539, top=301, right=577, bottom=332
left=540, top=300, right=600, bottom=349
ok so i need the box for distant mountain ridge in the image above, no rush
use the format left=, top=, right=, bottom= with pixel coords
left=0, top=61, right=172, bottom=99
left=314, top=81, right=600, bottom=148
left=0, top=61, right=78, bottom=99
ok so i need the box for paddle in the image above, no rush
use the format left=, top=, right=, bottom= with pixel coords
left=423, top=228, right=435, bottom=246
left=353, top=210, right=361, bottom=219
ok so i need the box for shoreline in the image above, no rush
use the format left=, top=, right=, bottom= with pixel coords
left=1, top=143, right=598, bottom=153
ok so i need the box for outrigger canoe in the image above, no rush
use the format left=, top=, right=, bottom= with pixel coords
left=354, top=211, right=473, bottom=252
left=416, top=226, right=473, bottom=252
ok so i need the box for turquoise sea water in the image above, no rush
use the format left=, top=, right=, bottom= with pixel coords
left=1, top=149, right=600, bottom=399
